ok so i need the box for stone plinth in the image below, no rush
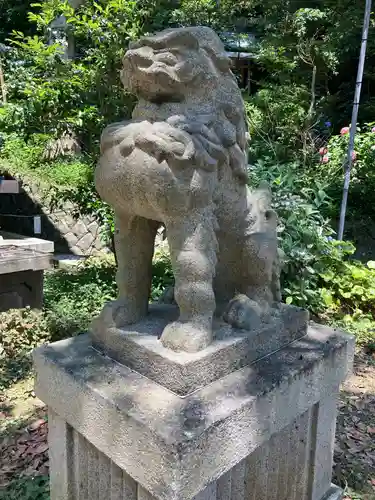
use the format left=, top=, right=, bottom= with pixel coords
left=34, top=321, right=354, bottom=500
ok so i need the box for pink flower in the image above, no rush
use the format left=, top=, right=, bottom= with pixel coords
left=351, top=151, right=357, bottom=161
left=371, top=127, right=375, bottom=132
left=319, top=147, right=328, bottom=156
left=340, top=127, right=350, bottom=135
left=322, top=155, right=329, bottom=164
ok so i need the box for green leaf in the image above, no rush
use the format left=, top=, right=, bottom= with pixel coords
left=367, top=260, right=375, bottom=269
left=351, top=285, right=364, bottom=295
left=351, top=267, right=366, bottom=280
left=285, top=296, right=293, bottom=305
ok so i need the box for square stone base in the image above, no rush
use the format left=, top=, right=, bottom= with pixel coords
left=34, top=324, right=353, bottom=500
left=0, top=269, right=44, bottom=311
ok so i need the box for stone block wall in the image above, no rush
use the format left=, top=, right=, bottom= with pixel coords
left=0, top=176, right=106, bottom=255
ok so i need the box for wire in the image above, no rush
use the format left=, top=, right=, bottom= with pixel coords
left=0, top=211, right=67, bottom=218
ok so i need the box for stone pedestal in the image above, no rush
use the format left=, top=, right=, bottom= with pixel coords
left=0, top=233, right=53, bottom=311
left=34, top=310, right=354, bottom=500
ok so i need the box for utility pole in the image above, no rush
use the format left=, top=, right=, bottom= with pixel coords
left=338, top=0, right=372, bottom=240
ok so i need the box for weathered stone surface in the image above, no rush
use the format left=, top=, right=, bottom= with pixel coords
left=0, top=176, right=104, bottom=256
left=34, top=323, right=354, bottom=500
left=72, top=219, right=88, bottom=239
left=0, top=269, right=44, bottom=310
left=76, top=232, right=95, bottom=252
left=0, top=230, right=54, bottom=253
left=0, top=245, right=52, bottom=275
left=0, top=234, right=53, bottom=311
left=87, top=221, right=99, bottom=236
left=91, top=303, right=309, bottom=395
left=94, top=26, right=283, bottom=353
left=63, top=231, right=78, bottom=247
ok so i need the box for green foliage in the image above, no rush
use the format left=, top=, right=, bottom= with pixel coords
left=315, top=124, right=375, bottom=218
left=43, top=255, right=117, bottom=339
left=0, top=0, right=36, bottom=43
left=0, top=308, right=48, bottom=391
left=250, top=159, right=375, bottom=346
left=0, top=134, right=92, bottom=187
left=0, top=475, right=50, bottom=500
left=320, top=260, right=375, bottom=316
left=0, top=252, right=173, bottom=391
left=1, top=0, right=143, bottom=151
left=245, top=85, right=314, bottom=161
left=151, top=243, right=174, bottom=301
left=249, top=160, right=348, bottom=311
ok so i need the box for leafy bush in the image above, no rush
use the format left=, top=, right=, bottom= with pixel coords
left=0, top=133, right=92, bottom=187
left=0, top=475, right=50, bottom=500
left=250, top=159, right=375, bottom=346
left=0, top=252, right=174, bottom=390
left=315, top=123, right=375, bottom=218
left=0, top=0, right=170, bottom=230
left=43, top=255, right=117, bottom=338
left=320, top=260, right=375, bottom=316
left=245, top=85, right=312, bottom=160
left=249, top=159, right=348, bottom=311
left=0, top=308, right=48, bottom=390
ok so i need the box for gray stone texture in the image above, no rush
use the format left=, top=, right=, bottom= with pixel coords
left=0, top=269, right=44, bottom=311
left=0, top=176, right=105, bottom=255
left=32, top=25, right=352, bottom=500
left=0, top=237, right=53, bottom=311
left=91, top=303, right=309, bottom=395
left=94, top=26, right=282, bottom=353
left=0, top=230, right=54, bottom=253
left=34, top=323, right=353, bottom=500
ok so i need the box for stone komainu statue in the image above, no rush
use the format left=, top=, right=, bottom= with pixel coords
left=94, top=26, right=281, bottom=353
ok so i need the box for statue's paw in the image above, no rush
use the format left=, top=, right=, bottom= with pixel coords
left=160, top=319, right=212, bottom=353
left=91, top=299, right=143, bottom=333
left=223, top=294, right=266, bottom=330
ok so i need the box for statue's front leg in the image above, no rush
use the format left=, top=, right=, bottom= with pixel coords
left=160, top=208, right=217, bottom=353
left=93, top=213, right=158, bottom=332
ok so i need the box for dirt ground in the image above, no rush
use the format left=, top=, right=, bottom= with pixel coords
left=1, top=352, right=374, bottom=499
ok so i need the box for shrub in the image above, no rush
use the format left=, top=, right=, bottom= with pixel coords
left=0, top=133, right=92, bottom=187
left=245, top=85, right=318, bottom=162
left=43, top=255, right=117, bottom=339
left=320, top=260, right=375, bottom=316
left=151, top=242, right=174, bottom=301
left=250, top=159, right=375, bottom=346
left=1, top=475, right=50, bottom=500
left=249, top=159, right=353, bottom=311
left=0, top=308, right=48, bottom=390
left=314, top=123, right=375, bottom=218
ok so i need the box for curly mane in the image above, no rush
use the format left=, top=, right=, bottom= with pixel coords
left=121, top=26, right=249, bottom=183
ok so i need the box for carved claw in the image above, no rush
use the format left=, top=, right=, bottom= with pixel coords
left=223, top=294, right=269, bottom=330
left=160, top=319, right=213, bottom=353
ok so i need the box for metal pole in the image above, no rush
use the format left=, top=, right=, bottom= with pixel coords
left=338, top=0, right=372, bottom=240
